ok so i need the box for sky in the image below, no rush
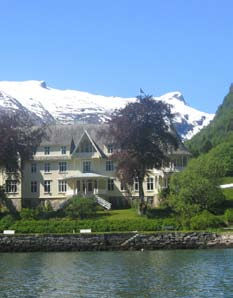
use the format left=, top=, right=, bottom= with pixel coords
left=0, top=0, right=233, bottom=114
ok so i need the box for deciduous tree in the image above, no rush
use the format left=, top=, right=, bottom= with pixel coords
left=168, top=155, right=226, bottom=217
left=0, top=111, right=46, bottom=177
left=107, top=91, right=178, bottom=213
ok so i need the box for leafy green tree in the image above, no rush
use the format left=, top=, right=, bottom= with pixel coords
left=206, top=141, right=233, bottom=176
left=168, top=155, right=226, bottom=217
left=107, top=91, right=179, bottom=214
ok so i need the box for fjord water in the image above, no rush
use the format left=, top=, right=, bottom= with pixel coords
left=0, top=250, right=232, bottom=297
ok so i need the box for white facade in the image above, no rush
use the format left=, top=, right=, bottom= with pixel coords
left=2, top=124, right=190, bottom=210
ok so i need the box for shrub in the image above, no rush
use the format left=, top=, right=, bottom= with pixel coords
left=224, top=208, right=233, bottom=224
left=162, top=218, right=181, bottom=230
left=108, top=197, right=131, bottom=209
left=20, top=208, right=39, bottom=220
left=0, top=214, right=16, bottom=231
left=10, top=217, right=165, bottom=233
left=146, top=206, right=173, bottom=219
left=65, top=196, right=97, bottom=219
left=190, top=211, right=225, bottom=230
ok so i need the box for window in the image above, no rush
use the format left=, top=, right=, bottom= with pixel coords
left=31, top=181, right=37, bottom=193
left=32, top=147, right=37, bottom=155
left=134, top=177, right=139, bottom=192
left=6, top=164, right=17, bottom=173
left=83, top=161, right=91, bottom=173
left=58, top=180, right=67, bottom=192
left=107, top=144, right=113, bottom=153
left=31, top=163, right=37, bottom=173
left=147, top=177, right=154, bottom=191
left=78, top=141, right=95, bottom=153
left=6, top=180, right=17, bottom=193
left=108, top=178, right=114, bottom=191
left=44, top=163, right=50, bottom=173
left=44, top=146, right=50, bottom=155
left=120, top=182, right=126, bottom=191
left=44, top=180, right=51, bottom=193
left=61, top=146, right=66, bottom=154
left=106, top=160, right=114, bottom=171
left=59, top=162, right=67, bottom=172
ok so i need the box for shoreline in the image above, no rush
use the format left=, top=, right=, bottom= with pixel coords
left=1, top=232, right=233, bottom=252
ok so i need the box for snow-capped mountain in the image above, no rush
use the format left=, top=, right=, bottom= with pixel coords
left=0, top=80, right=214, bottom=140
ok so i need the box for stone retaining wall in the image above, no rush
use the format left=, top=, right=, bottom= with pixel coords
left=0, top=232, right=233, bottom=252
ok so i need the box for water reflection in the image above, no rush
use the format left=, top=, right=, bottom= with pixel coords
left=0, top=249, right=232, bottom=297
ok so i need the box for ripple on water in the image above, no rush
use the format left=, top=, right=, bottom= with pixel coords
left=0, top=249, right=233, bottom=298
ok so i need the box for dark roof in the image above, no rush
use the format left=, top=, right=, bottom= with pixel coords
left=41, top=123, right=110, bottom=150
left=41, top=123, right=191, bottom=156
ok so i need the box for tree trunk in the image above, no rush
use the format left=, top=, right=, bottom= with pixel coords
left=138, top=173, right=147, bottom=215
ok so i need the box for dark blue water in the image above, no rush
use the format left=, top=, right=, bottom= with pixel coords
left=0, top=249, right=233, bottom=297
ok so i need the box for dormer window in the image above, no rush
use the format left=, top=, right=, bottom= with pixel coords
left=6, top=164, right=17, bottom=173
left=107, top=144, right=113, bottom=153
left=78, top=141, right=95, bottom=153
left=61, top=146, right=66, bottom=155
left=44, top=146, right=50, bottom=155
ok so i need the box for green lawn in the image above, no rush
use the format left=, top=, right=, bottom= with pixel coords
left=221, top=176, right=233, bottom=184
left=223, top=189, right=233, bottom=201
left=220, top=176, right=233, bottom=201
left=97, top=208, right=140, bottom=220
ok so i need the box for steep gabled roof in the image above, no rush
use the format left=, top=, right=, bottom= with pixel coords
left=39, top=124, right=110, bottom=156
left=71, top=129, right=103, bottom=157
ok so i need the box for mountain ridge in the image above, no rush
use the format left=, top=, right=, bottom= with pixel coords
left=0, top=80, right=214, bottom=140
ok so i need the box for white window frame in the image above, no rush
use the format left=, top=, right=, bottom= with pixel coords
left=83, top=161, right=91, bottom=173
left=106, top=160, right=114, bottom=171
left=108, top=178, right=114, bottom=191
left=59, top=162, right=67, bottom=172
left=44, top=180, right=51, bottom=193
left=147, top=177, right=154, bottom=191
left=5, top=180, right=17, bottom=193
left=134, top=177, right=139, bottom=192
left=61, top=146, right=66, bottom=155
left=58, top=180, right=67, bottom=192
left=44, top=146, right=50, bottom=155
left=120, top=182, right=126, bottom=192
left=44, top=163, right=50, bottom=173
left=107, top=144, right=113, bottom=153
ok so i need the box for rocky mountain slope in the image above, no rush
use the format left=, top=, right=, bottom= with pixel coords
left=0, top=80, right=214, bottom=140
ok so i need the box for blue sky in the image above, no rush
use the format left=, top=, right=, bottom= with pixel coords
left=0, top=0, right=233, bottom=113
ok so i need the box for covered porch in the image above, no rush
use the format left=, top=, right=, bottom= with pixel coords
left=65, top=173, right=110, bottom=197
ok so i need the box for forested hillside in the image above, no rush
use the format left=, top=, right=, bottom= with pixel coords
left=186, top=84, right=233, bottom=157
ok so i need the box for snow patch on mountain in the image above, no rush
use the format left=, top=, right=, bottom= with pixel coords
left=0, top=80, right=214, bottom=140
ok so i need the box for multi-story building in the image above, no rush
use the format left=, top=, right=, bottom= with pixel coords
left=3, top=124, right=191, bottom=210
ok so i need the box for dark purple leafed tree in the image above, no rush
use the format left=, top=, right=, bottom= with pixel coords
left=107, top=91, right=179, bottom=214
left=0, top=111, right=47, bottom=178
